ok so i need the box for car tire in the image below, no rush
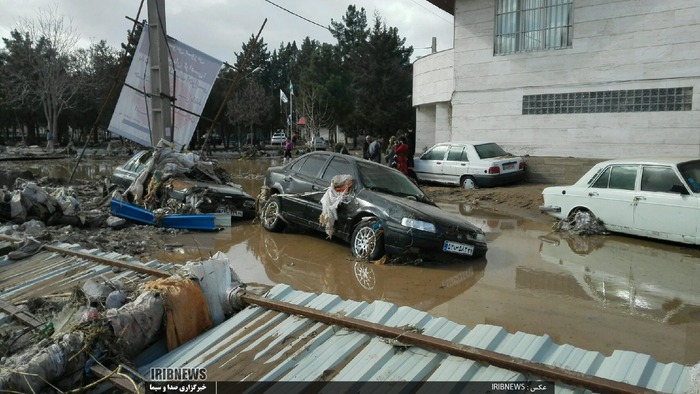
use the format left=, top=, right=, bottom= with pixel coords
left=260, top=198, right=285, bottom=232
left=460, top=176, right=477, bottom=190
left=351, top=220, right=385, bottom=260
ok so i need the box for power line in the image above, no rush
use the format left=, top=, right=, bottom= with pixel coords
left=407, top=0, right=453, bottom=24
left=261, top=0, right=331, bottom=33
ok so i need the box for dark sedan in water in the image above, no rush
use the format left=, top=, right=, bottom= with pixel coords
left=259, top=151, right=487, bottom=261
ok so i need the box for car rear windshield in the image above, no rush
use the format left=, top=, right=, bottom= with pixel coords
left=474, top=143, right=509, bottom=159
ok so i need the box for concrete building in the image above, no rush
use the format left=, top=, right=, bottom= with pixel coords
left=415, top=0, right=700, bottom=159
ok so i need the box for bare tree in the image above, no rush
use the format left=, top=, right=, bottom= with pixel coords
left=296, top=86, right=335, bottom=142
left=226, top=81, right=271, bottom=145
left=9, top=4, right=83, bottom=144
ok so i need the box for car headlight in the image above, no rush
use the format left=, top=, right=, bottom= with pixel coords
left=401, top=218, right=436, bottom=233
left=475, top=232, right=485, bottom=242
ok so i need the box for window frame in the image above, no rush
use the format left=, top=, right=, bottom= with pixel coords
left=494, top=0, right=574, bottom=55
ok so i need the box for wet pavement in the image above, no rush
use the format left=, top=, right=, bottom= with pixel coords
left=18, top=156, right=700, bottom=366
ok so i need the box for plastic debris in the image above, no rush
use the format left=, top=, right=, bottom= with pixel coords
left=319, top=174, right=354, bottom=238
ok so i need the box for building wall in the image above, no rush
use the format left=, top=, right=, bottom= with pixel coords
left=413, top=49, right=454, bottom=105
left=446, top=0, right=700, bottom=159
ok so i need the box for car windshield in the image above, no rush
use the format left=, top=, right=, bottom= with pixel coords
left=677, top=160, right=700, bottom=193
left=474, top=143, right=510, bottom=159
left=356, top=161, right=430, bottom=201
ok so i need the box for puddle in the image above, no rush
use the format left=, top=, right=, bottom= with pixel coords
left=155, top=206, right=700, bottom=365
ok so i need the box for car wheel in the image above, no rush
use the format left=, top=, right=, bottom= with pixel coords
left=351, top=220, right=385, bottom=260
left=260, top=198, right=285, bottom=232
left=460, top=176, right=477, bottom=190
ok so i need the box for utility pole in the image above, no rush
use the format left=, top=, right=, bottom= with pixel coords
left=147, top=0, right=172, bottom=145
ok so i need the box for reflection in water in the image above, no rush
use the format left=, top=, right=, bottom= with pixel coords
left=538, top=232, right=700, bottom=324
left=246, top=227, right=487, bottom=311
left=3, top=159, right=120, bottom=182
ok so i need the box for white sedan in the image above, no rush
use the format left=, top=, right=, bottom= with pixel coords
left=540, top=158, right=700, bottom=245
left=270, top=132, right=286, bottom=145
left=410, top=141, right=525, bottom=189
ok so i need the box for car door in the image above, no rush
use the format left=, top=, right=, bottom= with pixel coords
left=414, top=145, right=448, bottom=182
left=441, top=145, right=469, bottom=185
left=304, top=155, right=358, bottom=235
left=282, top=153, right=330, bottom=222
left=283, top=154, right=329, bottom=194
left=633, top=165, right=698, bottom=243
left=585, top=164, right=638, bottom=231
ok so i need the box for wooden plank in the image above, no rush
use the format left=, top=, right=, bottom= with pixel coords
left=0, top=299, right=44, bottom=328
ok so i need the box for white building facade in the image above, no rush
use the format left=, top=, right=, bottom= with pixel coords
left=415, top=0, right=700, bottom=159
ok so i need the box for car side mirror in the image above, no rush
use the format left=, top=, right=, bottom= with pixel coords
left=670, top=184, right=689, bottom=195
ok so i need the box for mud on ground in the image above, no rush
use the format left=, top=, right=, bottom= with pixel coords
left=1, top=160, right=550, bottom=262
left=421, top=182, right=550, bottom=224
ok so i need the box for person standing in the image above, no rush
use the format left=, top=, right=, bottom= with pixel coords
left=362, top=135, right=372, bottom=160
left=45, top=130, right=53, bottom=152
left=334, top=142, right=349, bottom=154
left=283, top=138, right=293, bottom=163
left=406, top=127, right=416, bottom=168
left=368, top=136, right=381, bottom=163
left=394, top=136, right=409, bottom=174
left=385, top=136, right=397, bottom=165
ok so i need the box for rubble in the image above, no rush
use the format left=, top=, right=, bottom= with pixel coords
left=0, top=250, right=244, bottom=392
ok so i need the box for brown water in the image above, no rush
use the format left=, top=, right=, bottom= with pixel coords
left=27, top=156, right=700, bottom=365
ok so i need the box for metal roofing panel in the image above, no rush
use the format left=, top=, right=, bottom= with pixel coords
left=0, top=243, right=165, bottom=303
left=139, top=284, right=695, bottom=392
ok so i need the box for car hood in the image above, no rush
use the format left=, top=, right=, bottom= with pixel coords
left=364, top=190, right=484, bottom=233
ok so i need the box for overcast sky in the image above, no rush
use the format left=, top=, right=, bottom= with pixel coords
left=0, top=1, right=454, bottom=64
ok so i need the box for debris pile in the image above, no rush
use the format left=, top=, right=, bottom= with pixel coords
left=553, top=210, right=608, bottom=236
left=0, top=251, right=244, bottom=392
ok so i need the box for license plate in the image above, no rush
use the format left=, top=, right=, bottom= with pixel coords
left=503, top=163, right=515, bottom=170
left=232, top=210, right=244, bottom=217
left=443, top=240, right=474, bottom=256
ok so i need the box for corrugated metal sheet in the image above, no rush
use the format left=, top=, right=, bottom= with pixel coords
left=0, top=242, right=171, bottom=306
left=139, top=284, right=695, bottom=393
left=0, top=242, right=694, bottom=392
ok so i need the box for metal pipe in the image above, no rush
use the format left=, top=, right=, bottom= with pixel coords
left=0, top=235, right=169, bottom=278
left=238, top=291, right=656, bottom=394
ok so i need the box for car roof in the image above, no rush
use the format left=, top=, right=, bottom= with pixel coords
left=296, top=151, right=377, bottom=165
left=593, top=157, right=700, bottom=166
left=432, top=141, right=499, bottom=147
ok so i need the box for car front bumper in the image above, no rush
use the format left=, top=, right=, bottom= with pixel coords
left=539, top=205, right=561, bottom=214
left=384, top=222, right=487, bottom=259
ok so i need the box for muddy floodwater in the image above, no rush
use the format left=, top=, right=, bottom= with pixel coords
left=33, top=156, right=700, bottom=366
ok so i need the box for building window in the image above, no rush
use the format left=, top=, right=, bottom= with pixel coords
left=495, top=0, right=573, bottom=55
left=522, top=87, right=694, bottom=114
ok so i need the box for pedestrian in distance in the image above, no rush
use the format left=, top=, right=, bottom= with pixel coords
left=335, top=142, right=349, bottom=154
left=45, top=130, right=53, bottom=153
left=385, top=135, right=397, bottom=166
left=362, top=135, right=372, bottom=160
left=283, top=138, right=293, bottom=163
left=406, top=127, right=416, bottom=169
left=394, top=136, right=409, bottom=174
left=368, top=136, right=381, bottom=163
